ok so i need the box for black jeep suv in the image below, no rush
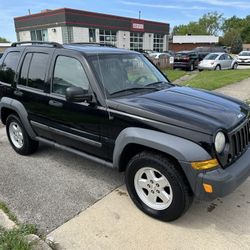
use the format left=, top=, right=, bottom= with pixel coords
left=1, top=41, right=250, bottom=222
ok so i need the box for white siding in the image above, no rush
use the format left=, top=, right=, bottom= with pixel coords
left=73, top=27, right=89, bottom=42
left=173, top=35, right=219, bottom=44
left=18, top=31, right=31, bottom=41
left=48, top=27, right=63, bottom=43
left=116, top=31, right=130, bottom=49
left=143, top=33, right=153, bottom=50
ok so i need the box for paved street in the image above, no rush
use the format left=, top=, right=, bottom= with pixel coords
left=0, top=127, right=123, bottom=233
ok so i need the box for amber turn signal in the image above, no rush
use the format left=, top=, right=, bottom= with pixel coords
left=191, top=159, right=218, bottom=170
left=203, top=183, right=213, bottom=193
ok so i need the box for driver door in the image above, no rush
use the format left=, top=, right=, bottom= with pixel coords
left=41, top=50, right=104, bottom=158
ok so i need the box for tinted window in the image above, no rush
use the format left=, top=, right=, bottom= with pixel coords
left=27, top=53, right=49, bottom=90
left=52, top=56, right=90, bottom=95
left=19, top=53, right=32, bottom=86
left=0, top=52, right=20, bottom=84
left=219, top=54, right=226, bottom=60
left=204, top=53, right=219, bottom=60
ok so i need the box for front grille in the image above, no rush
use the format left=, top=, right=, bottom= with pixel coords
left=228, top=120, right=250, bottom=163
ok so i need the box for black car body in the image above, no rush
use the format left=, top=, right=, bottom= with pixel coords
left=193, top=46, right=227, bottom=61
left=173, top=51, right=199, bottom=71
left=0, top=42, right=250, bottom=221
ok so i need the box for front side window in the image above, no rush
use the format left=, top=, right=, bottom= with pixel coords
left=89, top=54, right=168, bottom=96
left=52, top=56, right=90, bottom=95
left=0, top=52, right=20, bottom=84
left=19, top=52, right=49, bottom=90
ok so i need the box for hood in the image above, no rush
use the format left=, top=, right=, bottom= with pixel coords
left=112, top=86, right=249, bottom=135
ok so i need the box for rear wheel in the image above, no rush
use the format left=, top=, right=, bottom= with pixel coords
left=189, top=63, right=194, bottom=71
left=6, top=114, right=39, bottom=155
left=125, top=151, right=193, bottom=222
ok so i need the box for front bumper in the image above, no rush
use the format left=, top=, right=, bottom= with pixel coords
left=193, top=146, right=250, bottom=200
left=237, top=60, right=250, bottom=64
left=198, top=65, right=214, bottom=70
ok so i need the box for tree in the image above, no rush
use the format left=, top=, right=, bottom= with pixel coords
left=231, top=33, right=243, bottom=54
left=220, top=29, right=241, bottom=46
left=0, top=37, right=9, bottom=43
left=173, top=12, right=224, bottom=36
left=222, top=16, right=246, bottom=33
left=199, top=12, right=224, bottom=36
left=241, top=25, right=250, bottom=43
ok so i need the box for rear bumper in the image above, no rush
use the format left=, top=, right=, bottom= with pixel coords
left=193, top=146, right=250, bottom=200
left=173, top=62, right=190, bottom=69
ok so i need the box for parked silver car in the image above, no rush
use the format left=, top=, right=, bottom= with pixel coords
left=198, top=53, right=238, bottom=71
left=236, top=51, right=250, bottom=64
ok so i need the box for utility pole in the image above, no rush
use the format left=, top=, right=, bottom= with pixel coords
left=28, top=9, right=31, bottom=15
left=139, top=11, right=141, bottom=20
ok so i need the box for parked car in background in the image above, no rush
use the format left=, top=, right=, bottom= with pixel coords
left=149, top=52, right=172, bottom=59
left=236, top=51, right=250, bottom=65
left=198, top=53, right=238, bottom=71
left=193, top=46, right=227, bottom=61
left=173, top=51, right=199, bottom=71
left=163, top=50, right=175, bottom=56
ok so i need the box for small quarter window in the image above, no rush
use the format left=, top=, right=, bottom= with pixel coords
left=0, top=52, right=20, bottom=84
left=52, top=56, right=90, bottom=95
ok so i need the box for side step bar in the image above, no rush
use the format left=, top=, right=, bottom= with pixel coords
left=36, top=137, right=114, bottom=169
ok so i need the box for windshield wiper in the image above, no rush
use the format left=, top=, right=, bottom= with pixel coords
left=110, top=87, right=158, bottom=96
left=145, top=81, right=170, bottom=87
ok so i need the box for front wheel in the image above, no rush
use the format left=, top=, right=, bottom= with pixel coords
left=232, top=63, right=238, bottom=70
left=125, top=152, right=193, bottom=222
left=6, top=114, right=39, bottom=155
left=215, top=65, right=221, bottom=70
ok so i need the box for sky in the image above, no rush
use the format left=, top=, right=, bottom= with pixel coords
left=1, top=0, right=250, bottom=42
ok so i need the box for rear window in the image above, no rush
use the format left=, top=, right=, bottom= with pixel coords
left=204, top=53, right=219, bottom=60
left=0, top=51, right=20, bottom=84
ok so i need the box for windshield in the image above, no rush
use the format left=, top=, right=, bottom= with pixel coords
left=89, top=53, right=168, bottom=96
left=204, top=53, right=219, bottom=60
left=239, top=51, right=250, bottom=56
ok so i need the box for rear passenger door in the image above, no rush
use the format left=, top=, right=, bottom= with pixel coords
left=15, top=47, right=55, bottom=140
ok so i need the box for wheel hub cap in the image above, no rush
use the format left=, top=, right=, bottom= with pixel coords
left=134, top=167, right=173, bottom=210
left=9, top=122, right=24, bottom=149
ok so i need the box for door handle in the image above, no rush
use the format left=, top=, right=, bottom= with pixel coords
left=49, top=100, right=63, bottom=108
left=14, top=90, right=23, bottom=97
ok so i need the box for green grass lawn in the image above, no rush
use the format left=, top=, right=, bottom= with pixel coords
left=182, top=69, right=250, bottom=90
left=163, top=69, right=188, bottom=82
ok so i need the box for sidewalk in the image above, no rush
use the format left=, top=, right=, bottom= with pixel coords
left=214, top=77, right=250, bottom=101
left=49, top=79, right=250, bottom=250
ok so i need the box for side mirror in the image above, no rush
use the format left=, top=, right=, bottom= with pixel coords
left=66, top=87, right=93, bottom=103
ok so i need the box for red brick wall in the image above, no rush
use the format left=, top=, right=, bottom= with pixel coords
left=169, top=43, right=216, bottom=52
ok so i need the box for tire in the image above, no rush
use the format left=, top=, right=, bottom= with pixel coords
left=125, top=151, right=193, bottom=222
left=215, top=65, right=221, bottom=71
left=232, top=63, right=238, bottom=70
left=199, top=69, right=203, bottom=72
left=6, top=114, right=39, bottom=155
left=189, top=63, right=194, bottom=71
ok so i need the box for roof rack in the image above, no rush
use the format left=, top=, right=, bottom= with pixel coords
left=11, top=41, right=63, bottom=48
left=66, top=42, right=117, bottom=48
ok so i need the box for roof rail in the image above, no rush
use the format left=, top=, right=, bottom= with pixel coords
left=11, top=41, right=63, bottom=48
left=66, top=42, right=117, bottom=48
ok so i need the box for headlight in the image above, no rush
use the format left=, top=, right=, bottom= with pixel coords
left=215, top=132, right=226, bottom=154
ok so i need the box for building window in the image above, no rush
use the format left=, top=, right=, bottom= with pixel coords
left=153, top=34, right=164, bottom=52
left=30, top=29, right=48, bottom=41
left=89, top=28, right=96, bottom=43
left=99, top=30, right=117, bottom=46
left=130, top=32, right=143, bottom=51
left=62, top=27, right=74, bottom=43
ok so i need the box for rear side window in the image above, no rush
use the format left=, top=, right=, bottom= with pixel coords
left=52, top=56, right=90, bottom=95
left=19, top=52, right=49, bottom=90
left=0, top=52, right=20, bottom=84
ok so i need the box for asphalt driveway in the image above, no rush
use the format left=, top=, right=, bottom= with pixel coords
left=0, top=126, right=123, bottom=233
